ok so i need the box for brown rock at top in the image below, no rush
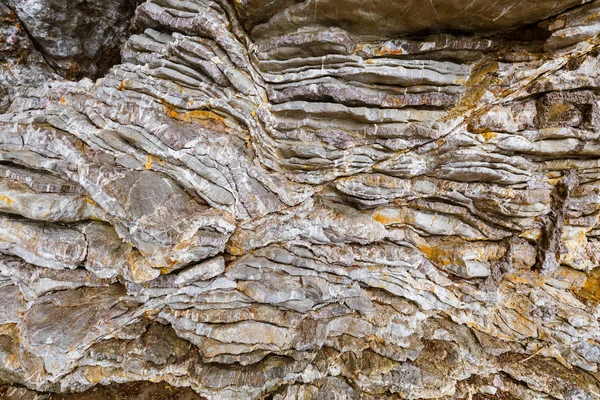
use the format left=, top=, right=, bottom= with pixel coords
left=241, top=0, right=591, bottom=38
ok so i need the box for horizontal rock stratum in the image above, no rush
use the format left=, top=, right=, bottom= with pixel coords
left=1, top=0, right=600, bottom=398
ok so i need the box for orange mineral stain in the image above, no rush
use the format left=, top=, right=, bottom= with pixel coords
left=0, top=194, right=13, bottom=205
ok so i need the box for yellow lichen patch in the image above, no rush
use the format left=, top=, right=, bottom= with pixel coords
left=186, top=109, right=226, bottom=124
left=505, top=270, right=542, bottom=286
left=59, top=97, right=67, bottom=104
left=119, top=80, right=131, bottom=91
left=229, top=245, right=244, bottom=256
left=0, top=194, right=13, bottom=205
left=372, top=209, right=405, bottom=225
left=83, top=196, right=98, bottom=206
left=173, top=236, right=197, bottom=252
left=164, top=105, right=233, bottom=133
left=577, top=268, right=600, bottom=303
left=446, top=60, right=500, bottom=121
left=166, top=109, right=182, bottom=120
left=415, top=236, right=507, bottom=272
left=480, top=131, right=498, bottom=141
left=144, top=155, right=165, bottom=170
left=417, top=243, right=453, bottom=266
left=372, top=213, right=393, bottom=225
left=144, top=155, right=153, bottom=170
left=374, top=45, right=404, bottom=56
left=226, top=237, right=245, bottom=256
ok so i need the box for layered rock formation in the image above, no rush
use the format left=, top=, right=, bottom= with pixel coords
left=1, top=0, right=600, bottom=398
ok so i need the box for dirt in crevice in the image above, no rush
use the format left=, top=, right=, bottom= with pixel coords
left=535, top=170, right=579, bottom=272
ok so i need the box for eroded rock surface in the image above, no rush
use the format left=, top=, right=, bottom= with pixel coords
left=3, top=0, right=140, bottom=79
left=1, top=0, right=600, bottom=398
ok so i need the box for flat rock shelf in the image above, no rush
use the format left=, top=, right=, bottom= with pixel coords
left=2, top=0, right=600, bottom=399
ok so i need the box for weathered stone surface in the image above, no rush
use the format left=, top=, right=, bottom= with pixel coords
left=242, top=0, right=591, bottom=38
left=0, top=2, right=56, bottom=112
left=1, top=0, right=600, bottom=399
left=4, top=0, right=140, bottom=79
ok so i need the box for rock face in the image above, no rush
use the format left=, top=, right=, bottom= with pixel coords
left=1, top=0, right=600, bottom=398
left=3, top=0, right=140, bottom=79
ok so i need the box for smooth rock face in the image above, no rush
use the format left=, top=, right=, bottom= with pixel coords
left=1, top=0, right=600, bottom=399
left=243, top=0, right=591, bottom=38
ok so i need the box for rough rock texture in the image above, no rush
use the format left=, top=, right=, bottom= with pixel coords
left=1, top=0, right=600, bottom=398
left=0, top=2, right=56, bottom=113
left=3, top=0, right=140, bottom=79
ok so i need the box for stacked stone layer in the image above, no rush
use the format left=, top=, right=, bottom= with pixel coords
left=2, top=0, right=600, bottom=398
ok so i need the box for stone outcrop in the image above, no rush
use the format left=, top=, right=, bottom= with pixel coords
left=1, top=0, right=600, bottom=398
left=3, top=0, right=140, bottom=79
